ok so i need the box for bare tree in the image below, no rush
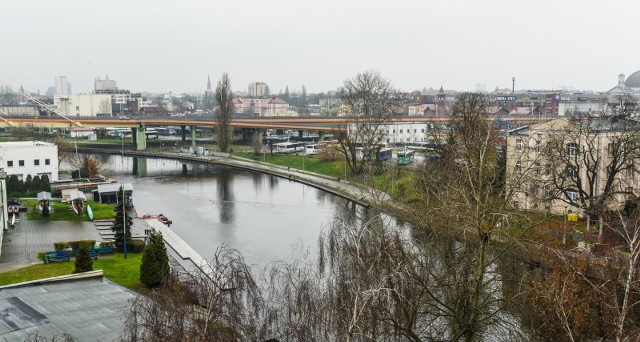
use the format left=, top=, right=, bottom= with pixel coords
left=216, top=73, right=234, bottom=152
left=337, top=71, right=402, bottom=176
left=54, top=136, right=73, bottom=166
left=121, top=246, right=265, bottom=341
left=542, top=117, right=640, bottom=234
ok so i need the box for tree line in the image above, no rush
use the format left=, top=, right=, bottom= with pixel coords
left=6, top=173, right=51, bottom=197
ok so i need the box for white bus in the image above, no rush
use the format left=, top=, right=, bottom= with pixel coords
left=274, top=142, right=306, bottom=154
left=305, top=143, right=326, bottom=155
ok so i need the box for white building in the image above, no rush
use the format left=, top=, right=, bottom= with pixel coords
left=54, top=94, right=113, bottom=116
left=248, top=82, right=268, bottom=97
left=95, top=75, right=117, bottom=91
left=232, top=97, right=290, bottom=116
left=381, top=122, right=430, bottom=145
left=55, top=76, right=69, bottom=96
left=0, top=141, right=59, bottom=182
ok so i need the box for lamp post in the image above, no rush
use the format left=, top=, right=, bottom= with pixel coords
left=563, top=206, right=568, bottom=248
left=122, top=184, right=127, bottom=259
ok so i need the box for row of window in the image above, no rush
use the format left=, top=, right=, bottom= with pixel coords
left=6, top=159, right=51, bottom=167
left=387, top=129, right=426, bottom=134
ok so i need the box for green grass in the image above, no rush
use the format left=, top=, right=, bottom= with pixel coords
left=235, top=152, right=347, bottom=179
left=22, top=199, right=116, bottom=221
left=0, top=253, right=144, bottom=290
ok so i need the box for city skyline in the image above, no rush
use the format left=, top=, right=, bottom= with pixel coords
left=0, top=0, right=638, bottom=94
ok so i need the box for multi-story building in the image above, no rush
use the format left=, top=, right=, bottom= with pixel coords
left=0, top=141, right=59, bottom=181
left=232, top=97, right=290, bottom=116
left=248, top=82, right=268, bottom=97
left=54, top=76, right=69, bottom=96
left=54, top=94, right=113, bottom=116
left=507, top=118, right=640, bottom=214
left=95, top=75, right=117, bottom=91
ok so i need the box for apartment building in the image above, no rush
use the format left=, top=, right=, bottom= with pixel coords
left=507, top=118, right=640, bottom=215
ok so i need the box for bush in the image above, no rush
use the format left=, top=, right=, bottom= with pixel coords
left=131, top=240, right=146, bottom=253
left=37, top=252, right=46, bottom=263
left=53, top=242, right=68, bottom=251
left=74, top=247, right=93, bottom=273
left=68, top=240, right=96, bottom=251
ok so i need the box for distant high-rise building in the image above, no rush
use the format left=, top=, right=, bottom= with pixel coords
left=55, top=76, right=69, bottom=96
left=248, top=82, right=268, bottom=97
left=95, top=75, right=118, bottom=91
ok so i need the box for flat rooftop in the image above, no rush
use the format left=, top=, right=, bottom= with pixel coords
left=0, top=274, right=135, bottom=341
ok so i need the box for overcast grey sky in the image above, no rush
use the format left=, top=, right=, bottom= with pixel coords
left=1, top=0, right=638, bottom=95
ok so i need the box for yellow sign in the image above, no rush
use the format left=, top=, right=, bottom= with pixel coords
left=567, top=213, right=578, bottom=222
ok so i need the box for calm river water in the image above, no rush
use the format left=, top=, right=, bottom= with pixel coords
left=90, top=154, right=367, bottom=267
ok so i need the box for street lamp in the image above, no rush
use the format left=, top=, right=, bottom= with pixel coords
left=563, top=206, right=568, bottom=248
left=122, top=184, right=127, bottom=259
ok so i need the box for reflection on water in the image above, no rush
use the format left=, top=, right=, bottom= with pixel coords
left=67, top=154, right=356, bottom=266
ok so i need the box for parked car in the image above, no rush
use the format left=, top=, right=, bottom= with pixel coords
left=119, top=115, right=132, bottom=120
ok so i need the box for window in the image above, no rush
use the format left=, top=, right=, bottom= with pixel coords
left=18, top=160, right=24, bottom=167
left=34, top=159, right=40, bottom=166
left=567, top=166, right=578, bottom=180
left=45, top=159, right=50, bottom=165
left=567, top=143, right=579, bottom=157
left=566, top=191, right=579, bottom=202
left=535, top=140, right=541, bottom=153
left=515, top=161, right=522, bottom=173
left=515, top=139, right=523, bottom=152
left=414, top=129, right=417, bottom=133
left=421, top=129, right=425, bottom=133
left=534, top=162, right=541, bottom=175
left=626, top=161, right=634, bottom=178
left=7, top=161, right=13, bottom=167
left=400, top=129, right=403, bottom=133
left=392, top=130, right=396, bottom=133
left=545, top=163, right=551, bottom=176
left=75, top=106, right=79, bottom=110
left=514, top=201, right=520, bottom=210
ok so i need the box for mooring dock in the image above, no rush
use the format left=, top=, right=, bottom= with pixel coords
left=144, top=219, right=212, bottom=276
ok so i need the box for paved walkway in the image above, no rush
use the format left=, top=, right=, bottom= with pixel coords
left=145, top=219, right=212, bottom=277
left=0, top=213, right=102, bottom=272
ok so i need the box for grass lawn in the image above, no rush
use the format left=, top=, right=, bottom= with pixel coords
left=0, top=253, right=144, bottom=290
left=235, top=152, right=346, bottom=179
left=22, top=199, right=116, bottom=221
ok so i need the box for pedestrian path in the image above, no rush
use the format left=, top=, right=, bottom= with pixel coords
left=144, top=219, right=212, bottom=277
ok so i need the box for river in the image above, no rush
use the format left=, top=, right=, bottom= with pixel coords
left=88, top=153, right=365, bottom=267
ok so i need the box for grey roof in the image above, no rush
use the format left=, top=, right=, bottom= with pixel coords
left=0, top=275, right=135, bottom=341
left=96, top=183, right=133, bottom=194
left=625, top=70, right=640, bottom=89
left=69, top=190, right=86, bottom=201
left=36, top=191, right=52, bottom=201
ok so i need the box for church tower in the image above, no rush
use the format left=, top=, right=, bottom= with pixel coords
left=204, top=74, right=215, bottom=110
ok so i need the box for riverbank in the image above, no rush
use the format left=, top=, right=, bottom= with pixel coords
left=77, top=147, right=376, bottom=208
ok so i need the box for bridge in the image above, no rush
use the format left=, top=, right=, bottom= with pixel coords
left=0, top=115, right=553, bottom=151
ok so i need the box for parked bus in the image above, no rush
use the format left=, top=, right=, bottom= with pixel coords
left=274, top=142, right=306, bottom=154
left=305, top=143, right=326, bottom=155
left=377, top=148, right=393, bottom=161
left=397, top=149, right=415, bottom=165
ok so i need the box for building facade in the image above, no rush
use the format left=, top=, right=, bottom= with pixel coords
left=507, top=118, right=640, bottom=215
left=54, top=76, right=69, bottom=96
left=54, top=94, right=113, bottom=116
left=94, top=75, right=117, bottom=91
left=0, top=141, right=59, bottom=182
left=248, top=82, right=268, bottom=97
left=232, top=97, right=290, bottom=116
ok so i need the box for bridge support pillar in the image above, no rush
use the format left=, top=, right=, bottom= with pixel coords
left=298, top=130, right=304, bottom=138
left=191, top=125, right=197, bottom=147
left=276, top=129, right=284, bottom=135
left=135, top=127, right=147, bottom=151
left=181, top=126, right=187, bottom=142
left=319, top=131, right=325, bottom=141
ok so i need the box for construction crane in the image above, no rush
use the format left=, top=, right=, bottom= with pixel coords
left=0, top=79, right=82, bottom=127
